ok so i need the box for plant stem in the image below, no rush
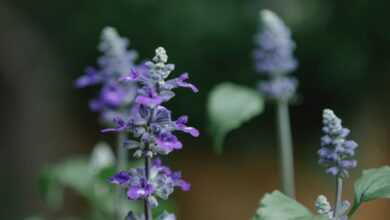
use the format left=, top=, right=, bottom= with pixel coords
left=115, top=132, right=127, bottom=220
left=118, top=132, right=128, bottom=171
left=276, top=100, right=295, bottom=198
left=334, top=177, right=343, bottom=219
left=144, top=155, right=152, bottom=220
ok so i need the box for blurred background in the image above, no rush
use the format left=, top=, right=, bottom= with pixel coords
left=1, top=0, right=390, bottom=219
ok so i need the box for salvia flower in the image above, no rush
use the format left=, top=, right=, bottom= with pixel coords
left=106, top=47, right=198, bottom=218
left=319, top=109, right=358, bottom=178
left=103, top=47, right=199, bottom=156
left=254, top=10, right=298, bottom=102
left=75, top=27, right=138, bottom=123
left=109, top=159, right=190, bottom=207
left=253, top=10, right=297, bottom=74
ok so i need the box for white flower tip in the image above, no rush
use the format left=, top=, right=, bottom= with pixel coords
left=102, top=26, right=118, bottom=38
left=323, top=108, right=337, bottom=119
left=154, top=46, right=168, bottom=63
left=260, top=9, right=288, bottom=34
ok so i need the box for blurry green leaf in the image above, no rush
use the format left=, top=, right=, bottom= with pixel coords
left=207, top=82, right=264, bottom=153
left=39, top=142, right=141, bottom=219
left=39, top=157, right=94, bottom=209
left=349, top=166, right=390, bottom=216
left=39, top=167, right=64, bottom=209
left=89, top=142, right=115, bottom=173
left=252, top=191, right=313, bottom=220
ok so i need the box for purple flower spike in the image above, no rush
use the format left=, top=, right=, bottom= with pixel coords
left=109, top=171, right=131, bottom=185
left=319, top=109, right=358, bottom=178
left=253, top=10, right=297, bottom=74
left=75, top=26, right=138, bottom=124
left=105, top=47, right=198, bottom=215
left=253, top=10, right=298, bottom=102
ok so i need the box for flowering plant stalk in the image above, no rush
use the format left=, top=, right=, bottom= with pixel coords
left=75, top=26, right=138, bottom=219
left=315, top=109, right=358, bottom=220
left=104, top=47, right=199, bottom=220
left=253, top=10, right=298, bottom=198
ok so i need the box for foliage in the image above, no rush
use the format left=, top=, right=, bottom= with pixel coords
left=252, top=191, right=326, bottom=220
left=207, top=82, right=264, bottom=153
left=349, top=166, right=390, bottom=216
left=39, top=142, right=141, bottom=220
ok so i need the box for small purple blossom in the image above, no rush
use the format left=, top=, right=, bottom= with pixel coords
left=155, top=131, right=183, bottom=152
left=253, top=10, right=297, bottom=74
left=319, top=109, right=358, bottom=178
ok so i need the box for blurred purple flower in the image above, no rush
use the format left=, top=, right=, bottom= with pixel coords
left=75, top=27, right=138, bottom=123
left=253, top=10, right=297, bottom=74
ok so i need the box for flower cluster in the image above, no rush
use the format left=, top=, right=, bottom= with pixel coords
left=254, top=10, right=298, bottom=101
left=253, top=10, right=297, bottom=74
left=315, top=195, right=350, bottom=220
left=319, top=109, right=358, bottom=178
left=103, top=47, right=199, bottom=156
left=110, top=159, right=190, bottom=207
left=75, top=27, right=138, bottom=123
left=105, top=47, right=198, bottom=219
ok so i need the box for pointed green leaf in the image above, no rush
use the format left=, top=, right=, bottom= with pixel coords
left=252, top=191, right=313, bottom=220
left=349, top=166, right=390, bottom=216
left=207, top=82, right=264, bottom=153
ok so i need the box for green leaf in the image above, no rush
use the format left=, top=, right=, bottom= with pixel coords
left=39, top=142, right=142, bottom=218
left=253, top=191, right=313, bottom=220
left=89, top=142, right=115, bottom=173
left=207, top=82, right=264, bottom=153
left=349, top=166, right=390, bottom=216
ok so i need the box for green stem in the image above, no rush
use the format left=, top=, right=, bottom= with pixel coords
left=144, top=155, right=152, bottom=220
left=276, top=100, right=295, bottom=198
left=115, top=132, right=127, bottom=220
left=348, top=201, right=360, bottom=218
left=334, top=177, right=343, bottom=219
left=117, top=132, right=128, bottom=170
